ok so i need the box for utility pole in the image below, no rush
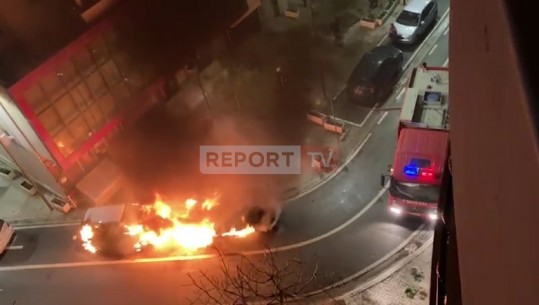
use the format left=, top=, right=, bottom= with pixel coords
left=309, top=1, right=340, bottom=151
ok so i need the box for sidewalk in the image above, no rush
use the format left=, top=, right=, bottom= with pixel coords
left=340, top=243, right=433, bottom=305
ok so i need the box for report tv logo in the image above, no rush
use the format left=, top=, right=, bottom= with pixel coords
left=199, top=145, right=339, bottom=174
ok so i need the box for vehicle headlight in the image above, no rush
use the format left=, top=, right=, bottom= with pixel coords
left=428, top=213, right=438, bottom=220
left=390, top=207, right=403, bottom=215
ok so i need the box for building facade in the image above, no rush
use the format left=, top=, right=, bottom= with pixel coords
left=0, top=0, right=254, bottom=216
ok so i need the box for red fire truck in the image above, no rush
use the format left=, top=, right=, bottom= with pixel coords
left=382, top=65, right=449, bottom=221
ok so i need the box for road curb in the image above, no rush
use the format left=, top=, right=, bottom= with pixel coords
left=12, top=220, right=82, bottom=229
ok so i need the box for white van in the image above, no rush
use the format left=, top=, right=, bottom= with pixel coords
left=390, top=0, right=438, bottom=45
left=0, top=219, right=14, bottom=254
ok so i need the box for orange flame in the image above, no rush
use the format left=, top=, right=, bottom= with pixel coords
left=79, top=195, right=254, bottom=254
left=221, top=226, right=256, bottom=238
left=80, top=224, right=97, bottom=253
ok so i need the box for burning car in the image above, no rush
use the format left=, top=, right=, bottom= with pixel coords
left=78, top=203, right=156, bottom=257
left=78, top=196, right=255, bottom=257
left=242, top=205, right=282, bottom=233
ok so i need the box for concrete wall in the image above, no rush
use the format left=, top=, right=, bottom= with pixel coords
left=0, top=88, right=65, bottom=198
left=450, top=0, right=539, bottom=305
left=0, top=88, right=53, bottom=161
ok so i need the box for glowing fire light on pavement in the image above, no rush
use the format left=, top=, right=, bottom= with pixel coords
left=80, top=195, right=254, bottom=254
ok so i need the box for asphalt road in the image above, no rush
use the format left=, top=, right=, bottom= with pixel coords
left=0, top=5, right=449, bottom=305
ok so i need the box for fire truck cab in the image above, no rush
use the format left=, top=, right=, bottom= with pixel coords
left=382, top=65, right=449, bottom=221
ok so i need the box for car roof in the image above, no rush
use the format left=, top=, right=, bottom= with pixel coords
left=403, top=0, right=432, bottom=14
left=349, top=46, right=401, bottom=83
left=83, top=204, right=127, bottom=224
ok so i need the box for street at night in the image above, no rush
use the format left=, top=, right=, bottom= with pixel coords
left=0, top=7, right=449, bottom=301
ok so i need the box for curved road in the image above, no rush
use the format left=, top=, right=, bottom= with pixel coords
left=0, top=5, right=449, bottom=305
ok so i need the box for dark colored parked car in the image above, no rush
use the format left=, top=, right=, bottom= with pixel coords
left=346, top=45, right=404, bottom=106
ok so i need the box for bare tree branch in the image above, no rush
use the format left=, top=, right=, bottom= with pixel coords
left=187, top=247, right=333, bottom=305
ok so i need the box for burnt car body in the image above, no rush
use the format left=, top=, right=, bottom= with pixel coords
left=78, top=204, right=154, bottom=257
left=242, top=205, right=282, bottom=233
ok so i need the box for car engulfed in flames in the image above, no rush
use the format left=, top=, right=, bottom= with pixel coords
left=79, top=195, right=255, bottom=256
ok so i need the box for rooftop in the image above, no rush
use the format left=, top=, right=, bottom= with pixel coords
left=400, top=66, right=450, bottom=130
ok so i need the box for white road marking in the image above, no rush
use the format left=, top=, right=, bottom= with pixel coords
left=0, top=181, right=389, bottom=272
left=358, top=107, right=375, bottom=127
left=14, top=222, right=80, bottom=230
left=395, top=88, right=405, bottom=102
left=286, top=132, right=373, bottom=202
left=443, top=58, right=449, bottom=67
left=6, top=245, right=23, bottom=250
left=428, top=44, right=438, bottom=56
left=443, top=27, right=449, bottom=36
left=377, top=111, right=389, bottom=125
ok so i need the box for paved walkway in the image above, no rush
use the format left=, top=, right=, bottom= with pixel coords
left=341, top=243, right=433, bottom=305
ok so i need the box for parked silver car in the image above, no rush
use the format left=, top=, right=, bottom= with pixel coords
left=390, top=0, right=438, bottom=45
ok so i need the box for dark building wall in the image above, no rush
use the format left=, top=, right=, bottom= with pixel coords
left=450, top=0, right=539, bottom=305
left=0, top=0, right=247, bottom=87
left=0, top=0, right=88, bottom=85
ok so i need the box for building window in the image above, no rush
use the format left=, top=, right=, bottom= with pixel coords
left=23, top=84, right=49, bottom=114
left=68, top=115, right=91, bottom=143
left=110, top=82, right=131, bottom=108
left=39, top=107, right=63, bottom=136
left=73, top=48, right=96, bottom=77
left=71, top=82, right=93, bottom=109
left=86, top=70, right=107, bottom=98
left=54, top=129, right=76, bottom=156
left=96, top=92, right=116, bottom=119
left=40, top=72, right=65, bottom=102
left=57, top=59, right=80, bottom=89
left=100, top=59, right=122, bottom=87
left=54, top=94, right=79, bottom=124
left=114, top=51, right=134, bottom=77
left=89, top=103, right=105, bottom=127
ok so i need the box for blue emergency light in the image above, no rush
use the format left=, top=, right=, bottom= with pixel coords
left=403, top=165, right=421, bottom=177
left=403, top=158, right=432, bottom=178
